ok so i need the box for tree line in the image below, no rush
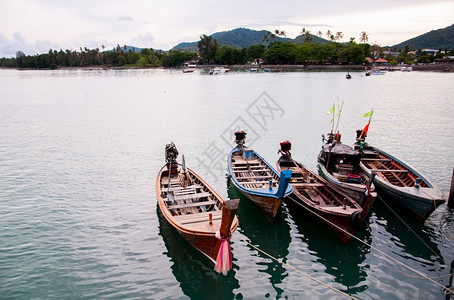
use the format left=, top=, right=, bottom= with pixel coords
left=1, top=31, right=451, bottom=69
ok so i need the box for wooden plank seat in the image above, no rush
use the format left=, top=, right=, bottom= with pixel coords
left=174, top=192, right=211, bottom=201
left=163, top=192, right=211, bottom=202
left=167, top=200, right=216, bottom=210
left=232, top=161, right=260, bottom=166
left=173, top=188, right=196, bottom=195
left=235, top=175, right=274, bottom=179
left=233, top=166, right=269, bottom=172
left=368, top=169, right=409, bottom=173
left=292, top=183, right=325, bottom=187
left=361, top=158, right=393, bottom=162
left=174, top=210, right=223, bottom=225
left=239, top=180, right=277, bottom=185
left=233, top=168, right=270, bottom=173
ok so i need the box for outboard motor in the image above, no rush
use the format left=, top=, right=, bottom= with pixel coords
left=234, top=130, right=247, bottom=148
left=279, top=140, right=292, bottom=159
left=165, top=142, right=179, bottom=169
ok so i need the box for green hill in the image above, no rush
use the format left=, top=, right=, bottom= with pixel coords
left=293, top=34, right=330, bottom=45
left=393, top=23, right=454, bottom=50
left=172, top=27, right=327, bottom=50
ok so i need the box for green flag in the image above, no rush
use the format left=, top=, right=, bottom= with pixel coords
left=363, top=109, right=374, bottom=118
left=327, top=104, right=335, bottom=115
left=335, top=100, right=344, bottom=117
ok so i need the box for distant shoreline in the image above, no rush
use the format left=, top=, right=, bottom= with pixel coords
left=2, top=63, right=452, bottom=71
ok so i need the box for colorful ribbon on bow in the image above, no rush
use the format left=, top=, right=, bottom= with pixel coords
left=214, top=230, right=232, bottom=275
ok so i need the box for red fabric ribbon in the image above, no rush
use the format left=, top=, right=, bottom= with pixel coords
left=214, top=230, right=232, bottom=275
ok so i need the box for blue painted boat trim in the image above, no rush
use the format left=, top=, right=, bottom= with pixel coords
left=227, top=146, right=293, bottom=198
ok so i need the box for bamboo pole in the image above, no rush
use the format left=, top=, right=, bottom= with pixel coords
left=448, top=167, right=454, bottom=208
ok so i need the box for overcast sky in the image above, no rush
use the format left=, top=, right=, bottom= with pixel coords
left=0, top=0, right=453, bottom=58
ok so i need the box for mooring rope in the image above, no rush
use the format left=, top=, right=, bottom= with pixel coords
left=241, top=239, right=358, bottom=300
left=365, top=222, right=453, bottom=281
left=287, top=197, right=453, bottom=295
left=438, top=221, right=454, bottom=241
left=378, top=196, right=440, bottom=258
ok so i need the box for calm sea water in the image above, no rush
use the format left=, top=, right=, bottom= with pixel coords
left=0, top=68, right=453, bottom=299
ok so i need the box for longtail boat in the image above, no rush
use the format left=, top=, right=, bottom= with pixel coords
left=317, top=132, right=376, bottom=207
left=156, top=142, right=239, bottom=274
left=277, top=141, right=374, bottom=243
left=353, top=132, right=446, bottom=222
left=227, top=131, right=292, bottom=221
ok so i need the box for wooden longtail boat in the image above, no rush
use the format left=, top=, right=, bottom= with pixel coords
left=277, top=141, right=374, bottom=243
left=354, top=139, right=446, bottom=222
left=227, top=131, right=292, bottom=221
left=156, top=142, right=239, bottom=274
left=317, top=132, right=376, bottom=207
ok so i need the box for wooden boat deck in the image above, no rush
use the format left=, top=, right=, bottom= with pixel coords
left=160, top=173, right=222, bottom=219
left=280, top=164, right=357, bottom=210
left=362, top=152, right=427, bottom=188
left=231, top=155, right=278, bottom=190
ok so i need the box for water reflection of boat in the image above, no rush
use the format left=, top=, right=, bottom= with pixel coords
left=227, top=131, right=292, bottom=221
left=156, top=142, right=239, bottom=273
left=227, top=183, right=292, bottom=298
left=157, top=206, right=240, bottom=299
left=371, top=205, right=443, bottom=262
left=286, top=203, right=372, bottom=290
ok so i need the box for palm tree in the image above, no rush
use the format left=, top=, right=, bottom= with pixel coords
left=335, top=32, right=343, bottom=42
left=275, top=29, right=286, bottom=37
left=317, top=31, right=323, bottom=38
left=360, top=31, right=369, bottom=43
left=326, top=30, right=332, bottom=40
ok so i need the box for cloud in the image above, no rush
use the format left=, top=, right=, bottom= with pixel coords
left=0, top=32, right=60, bottom=58
left=129, top=32, right=156, bottom=48
left=117, top=15, right=134, bottom=22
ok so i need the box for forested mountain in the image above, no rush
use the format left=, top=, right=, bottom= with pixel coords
left=393, top=23, right=454, bottom=50
left=173, top=28, right=294, bottom=50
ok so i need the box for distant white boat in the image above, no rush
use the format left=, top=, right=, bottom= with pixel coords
left=250, top=68, right=258, bottom=72
left=370, top=68, right=385, bottom=75
left=209, top=67, right=230, bottom=75
left=401, top=66, right=412, bottom=72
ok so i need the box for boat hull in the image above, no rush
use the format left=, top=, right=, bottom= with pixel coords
left=227, top=146, right=292, bottom=222
left=229, top=179, right=283, bottom=221
left=359, top=146, right=445, bottom=221
left=156, top=165, right=239, bottom=263
left=364, top=173, right=445, bottom=221
left=286, top=193, right=356, bottom=243
left=277, top=155, right=374, bottom=243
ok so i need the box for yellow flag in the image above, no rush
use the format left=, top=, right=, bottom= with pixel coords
left=363, top=109, right=374, bottom=118
left=327, top=104, right=335, bottom=115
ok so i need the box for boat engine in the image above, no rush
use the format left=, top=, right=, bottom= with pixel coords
left=279, top=140, right=292, bottom=158
left=356, top=129, right=367, bottom=141
left=165, top=142, right=179, bottom=168
left=234, top=130, right=246, bottom=147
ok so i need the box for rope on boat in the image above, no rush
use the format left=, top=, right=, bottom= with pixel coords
left=241, top=239, right=358, bottom=300
left=288, top=197, right=453, bottom=295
